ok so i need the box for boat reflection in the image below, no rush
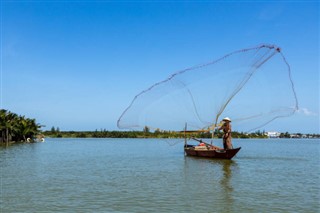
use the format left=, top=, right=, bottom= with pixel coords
left=219, top=160, right=236, bottom=212
left=183, top=157, right=238, bottom=212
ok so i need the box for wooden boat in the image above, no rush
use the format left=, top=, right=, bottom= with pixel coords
left=183, top=133, right=241, bottom=160
left=184, top=143, right=241, bottom=160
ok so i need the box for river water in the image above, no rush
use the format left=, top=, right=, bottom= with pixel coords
left=1, top=138, right=319, bottom=213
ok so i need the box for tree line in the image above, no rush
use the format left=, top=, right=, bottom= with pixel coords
left=44, top=126, right=269, bottom=139
left=0, top=109, right=42, bottom=145
left=2, top=109, right=318, bottom=145
left=45, top=127, right=320, bottom=139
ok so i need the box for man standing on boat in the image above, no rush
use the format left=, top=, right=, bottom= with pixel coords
left=218, top=117, right=233, bottom=150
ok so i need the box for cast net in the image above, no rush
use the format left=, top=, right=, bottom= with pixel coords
left=117, top=44, right=298, bottom=133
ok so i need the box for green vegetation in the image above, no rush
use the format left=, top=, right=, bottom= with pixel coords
left=43, top=127, right=269, bottom=139
left=44, top=128, right=182, bottom=138
left=0, top=109, right=42, bottom=145
left=44, top=127, right=319, bottom=139
left=1, top=109, right=318, bottom=145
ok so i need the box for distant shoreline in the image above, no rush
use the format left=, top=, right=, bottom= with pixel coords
left=42, top=130, right=320, bottom=139
left=2, top=128, right=319, bottom=147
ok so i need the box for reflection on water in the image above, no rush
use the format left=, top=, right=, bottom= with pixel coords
left=220, top=160, right=236, bottom=213
left=183, top=156, right=239, bottom=212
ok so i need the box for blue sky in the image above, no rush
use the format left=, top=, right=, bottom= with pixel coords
left=1, top=1, right=319, bottom=133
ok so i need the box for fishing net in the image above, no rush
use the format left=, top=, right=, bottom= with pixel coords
left=117, top=44, right=298, bottom=133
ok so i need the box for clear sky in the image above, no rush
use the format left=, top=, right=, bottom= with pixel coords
left=1, top=1, right=319, bottom=133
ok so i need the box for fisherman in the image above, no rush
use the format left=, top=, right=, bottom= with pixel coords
left=218, top=117, right=233, bottom=150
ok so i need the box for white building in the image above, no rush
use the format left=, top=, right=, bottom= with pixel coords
left=265, top=131, right=281, bottom=138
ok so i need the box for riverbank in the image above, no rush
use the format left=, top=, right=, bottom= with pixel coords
left=2, top=130, right=318, bottom=146
left=42, top=130, right=320, bottom=139
left=43, top=129, right=267, bottom=139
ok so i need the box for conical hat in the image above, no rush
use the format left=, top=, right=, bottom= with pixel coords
left=223, top=117, right=231, bottom=122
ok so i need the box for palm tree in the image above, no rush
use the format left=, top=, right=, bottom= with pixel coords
left=0, top=109, right=42, bottom=144
left=0, top=109, right=7, bottom=143
left=15, top=117, right=41, bottom=142
left=7, top=112, right=17, bottom=143
left=0, top=110, right=18, bottom=144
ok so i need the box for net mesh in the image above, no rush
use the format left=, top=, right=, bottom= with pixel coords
left=117, top=44, right=298, bottom=132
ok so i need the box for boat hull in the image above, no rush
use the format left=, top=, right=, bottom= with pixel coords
left=184, top=146, right=241, bottom=160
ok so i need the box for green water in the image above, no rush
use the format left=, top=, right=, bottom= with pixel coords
left=1, top=138, right=319, bottom=212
